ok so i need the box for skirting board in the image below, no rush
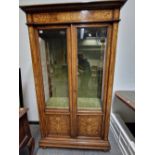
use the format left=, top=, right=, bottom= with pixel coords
left=110, top=113, right=135, bottom=155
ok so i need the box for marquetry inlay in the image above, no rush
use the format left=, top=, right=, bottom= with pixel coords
left=46, top=115, right=70, bottom=136
left=78, top=115, right=102, bottom=137
left=31, top=10, right=113, bottom=24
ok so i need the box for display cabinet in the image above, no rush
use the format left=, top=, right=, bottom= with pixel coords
left=20, top=0, right=126, bottom=150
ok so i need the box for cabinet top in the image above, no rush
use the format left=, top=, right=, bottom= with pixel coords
left=20, top=0, right=127, bottom=14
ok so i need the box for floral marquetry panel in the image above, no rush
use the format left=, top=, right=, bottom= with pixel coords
left=77, top=115, right=102, bottom=137
left=46, top=115, right=70, bottom=136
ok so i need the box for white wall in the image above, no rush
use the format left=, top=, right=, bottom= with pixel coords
left=113, top=0, right=135, bottom=91
left=19, top=0, right=135, bottom=121
left=112, top=0, right=135, bottom=114
left=19, top=9, right=39, bottom=121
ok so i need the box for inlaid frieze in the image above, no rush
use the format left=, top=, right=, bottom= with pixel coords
left=31, top=10, right=113, bottom=24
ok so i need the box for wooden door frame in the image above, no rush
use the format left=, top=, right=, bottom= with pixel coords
left=27, top=25, right=47, bottom=138
left=71, top=22, right=120, bottom=141
left=70, top=23, right=113, bottom=139
left=29, top=25, right=74, bottom=137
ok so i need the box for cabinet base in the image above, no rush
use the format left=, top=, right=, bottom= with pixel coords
left=39, top=137, right=111, bottom=151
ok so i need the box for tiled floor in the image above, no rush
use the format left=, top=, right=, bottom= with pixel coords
left=30, top=125, right=122, bottom=155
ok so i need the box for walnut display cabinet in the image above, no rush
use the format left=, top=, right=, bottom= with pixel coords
left=20, top=0, right=127, bottom=150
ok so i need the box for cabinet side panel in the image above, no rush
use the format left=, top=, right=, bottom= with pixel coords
left=103, top=19, right=119, bottom=140
left=27, top=17, right=47, bottom=137
left=102, top=25, right=112, bottom=138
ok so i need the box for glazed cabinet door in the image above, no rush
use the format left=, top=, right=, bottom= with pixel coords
left=37, top=26, right=73, bottom=137
left=36, top=24, right=111, bottom=139
left=71, top=24, right=111, bottom=139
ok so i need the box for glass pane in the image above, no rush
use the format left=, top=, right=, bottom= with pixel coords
left=77, top=27, right=108, bottom=110
left=38, top=29, right=69, bottom=109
